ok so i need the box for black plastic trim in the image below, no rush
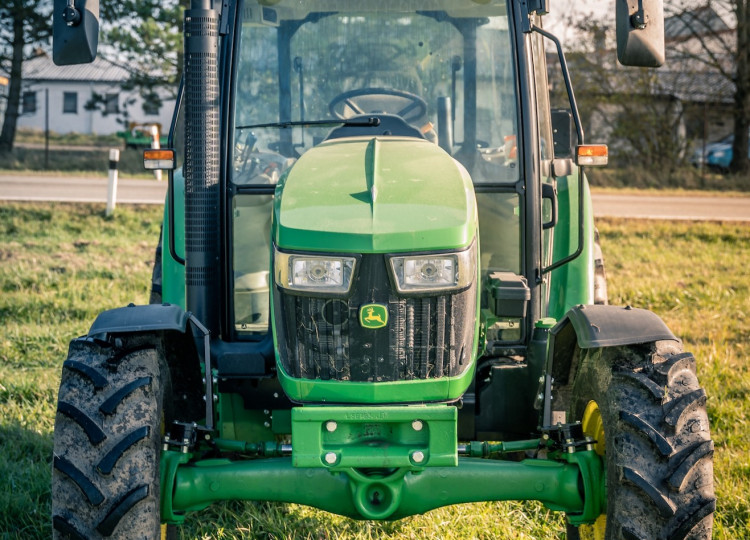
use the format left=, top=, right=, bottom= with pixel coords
left=212, top=335, right=274, bottom=377
left=87, top=304, right=190, bottom=336
left=551, top=304, right=678, bottom=350
left=167, top=79, right=185, bottom=266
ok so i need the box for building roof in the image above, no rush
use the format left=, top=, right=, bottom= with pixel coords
left=21, top=53, right=129, bottom=83
left=665, top=6, right=732, bottom=42
left=596, top=69, right=735, bottom=105
left=656, top=70, right=734, bottom=104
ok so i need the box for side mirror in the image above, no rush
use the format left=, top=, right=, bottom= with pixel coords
left=53, top=0, right=100, bottom=66
left=616, top=0, right=665, bottom=67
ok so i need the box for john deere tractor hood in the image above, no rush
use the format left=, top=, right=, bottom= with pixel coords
left=273, top=137, right=477, bottom=253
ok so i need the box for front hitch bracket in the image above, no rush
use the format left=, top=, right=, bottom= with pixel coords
left=159, top=408, right=605, bottom=523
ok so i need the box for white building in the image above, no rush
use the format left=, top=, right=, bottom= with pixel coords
left=16, top=53, right=175, bottom=136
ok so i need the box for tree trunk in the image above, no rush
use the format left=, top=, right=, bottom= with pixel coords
left=730, top=0, right=750, bottom=174
left=0, top=13, right=25, bottom=153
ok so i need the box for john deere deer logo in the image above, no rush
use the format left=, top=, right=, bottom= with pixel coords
left=359, top=304, right=388, bottom=329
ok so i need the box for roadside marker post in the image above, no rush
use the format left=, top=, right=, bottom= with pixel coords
left=106, top=148, right=119, bottom=217
left=151, top=125, right=163, bottom=182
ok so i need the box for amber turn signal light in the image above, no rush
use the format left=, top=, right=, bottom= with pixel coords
left=143, top=148, right=175, bottom=170
left=576, top=144, right=608, bottom=167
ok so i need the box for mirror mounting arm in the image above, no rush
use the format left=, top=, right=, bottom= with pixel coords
left=532, top=26, right=587, bottom=276
left=632, top=0, right=647, bottom=29
left=63, top=0, right=81, bottom=26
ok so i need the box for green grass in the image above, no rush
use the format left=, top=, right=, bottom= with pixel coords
left=0, top=202, right=161, bottom=538
left=1, top=202, right=748, bottom=538
left=13, top=128, right=122, bottom=147
left=585, top=164, right=750, bottom=192
left=597, top=219, right=750, bottom=539
left=0, top=128, right=156, bottom=177
left=0, top=147, right=155, bottom=177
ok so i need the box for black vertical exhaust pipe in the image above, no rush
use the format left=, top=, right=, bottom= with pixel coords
left=184, top=0, right=220, bottom=334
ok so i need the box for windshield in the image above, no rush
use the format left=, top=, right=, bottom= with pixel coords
left=231, top=1, right=519, bottom=185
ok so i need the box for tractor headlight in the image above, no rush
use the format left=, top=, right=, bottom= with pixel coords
left=389, top=243, right=475, bottom=293
left=274, top=249, right=356, bottom=294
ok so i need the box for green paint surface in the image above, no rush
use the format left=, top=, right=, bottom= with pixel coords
left=162, top=169, right=186, bottom=308
left=273, top=137, right=477, bottom=253
left=547, top=169, right=595, bottom=320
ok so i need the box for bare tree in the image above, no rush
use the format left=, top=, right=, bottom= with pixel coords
left=551, top=18, right=692, bottom=179
left=666, top=0, right=749, bottom=173
left=99, top=0, right=186, bottom=112
left=0, top=0, right=52, bottom=152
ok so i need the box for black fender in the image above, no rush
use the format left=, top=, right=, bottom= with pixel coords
left=85, top=303, right=205, bottom=422
left=542, top=304, right=680, bottom=426
left=88, top=303, right=191, bottom=336
left=88, top=302, right=274, bottom=376
left=551, top=304, right=677, bottom=351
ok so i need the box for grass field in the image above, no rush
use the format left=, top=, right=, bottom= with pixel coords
left=0, top=147, right=154, bottom=177
left=0, top=129, right=153, bottom=176
left=0, top=202, right=748, bottom=538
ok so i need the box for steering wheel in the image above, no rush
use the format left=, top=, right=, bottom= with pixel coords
left=329, top=88, right=428, bottom=124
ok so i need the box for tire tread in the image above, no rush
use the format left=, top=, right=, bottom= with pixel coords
left=96, top=485, right=150, bottom=537
left=667, top=440, right=715, bottom=492
left=99, top=377, right=152, bottom=416
left=57, top=401, right=107, bottom=445
left=667, top=499, right=716, bottom=540
left=53, top=456, right=105, bottom=506
left=614, top=371, right=666, bottom=402
left=619, top=411, right=674, bottom=456
left=96, top=426, right=151, bottom=476
left=620, top=466, right=677, bottom=517
left=567, top=346, right=715, bottom=540
left=664, top=389, right=707, bottom=429
left=62, top=360, right=109, bottom=390
left=52, top=516, right=87, bottom=540
left=52, top=336, right=167, bottom=539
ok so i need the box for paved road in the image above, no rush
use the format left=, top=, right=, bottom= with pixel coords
left=591, top=193, right=750, bottom=222
left=1, top=174, right=749, bottom=221
left=0, top=175, right=167, bottom=205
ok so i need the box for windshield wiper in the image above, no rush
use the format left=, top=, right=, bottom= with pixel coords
left=236, top=117, right=381, bottom=130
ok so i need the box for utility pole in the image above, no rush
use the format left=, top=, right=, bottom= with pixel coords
left=45, top=88, right=49, bottom=169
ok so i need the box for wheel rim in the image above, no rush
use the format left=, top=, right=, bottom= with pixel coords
left=582, top=400, right=605, bottom=456
left=579, top=400, right=606, bottom=540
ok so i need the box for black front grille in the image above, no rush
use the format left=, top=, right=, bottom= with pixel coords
left=274, top=254, right=476, bottom=382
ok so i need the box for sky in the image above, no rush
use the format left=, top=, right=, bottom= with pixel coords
left=543, top=0, right=616, bottom=45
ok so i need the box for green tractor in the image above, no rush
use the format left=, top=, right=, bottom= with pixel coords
left=51, top=0, right=715, bottom=538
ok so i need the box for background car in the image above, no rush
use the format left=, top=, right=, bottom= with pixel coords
left=691, top=132, right=750, bottom=172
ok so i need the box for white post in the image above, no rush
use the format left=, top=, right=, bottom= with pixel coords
left=106, top=148, right=120, bottom=217
left=150, top=125, right=163, bottom=182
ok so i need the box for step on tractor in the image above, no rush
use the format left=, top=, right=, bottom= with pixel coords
left=51, top=0, right=716, bottom=538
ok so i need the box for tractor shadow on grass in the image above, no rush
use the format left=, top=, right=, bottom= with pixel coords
left=0, top=422, right=54, bottom=538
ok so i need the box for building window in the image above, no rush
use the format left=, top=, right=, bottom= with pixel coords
left=63, top=92, right=78, bottom=114
left=104, top=93, right=119, bottom=114
left=22, top=91, right=36, bottom=114
left=143, top=93, right=161, bottom=116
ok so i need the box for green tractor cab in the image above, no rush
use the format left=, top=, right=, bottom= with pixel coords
left=51, top=1, right=714, bottom=538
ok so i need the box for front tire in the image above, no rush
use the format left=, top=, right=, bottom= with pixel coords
left=52, top=335, right=170, bottom=539
left=567, top=341, right=715, bottom=539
